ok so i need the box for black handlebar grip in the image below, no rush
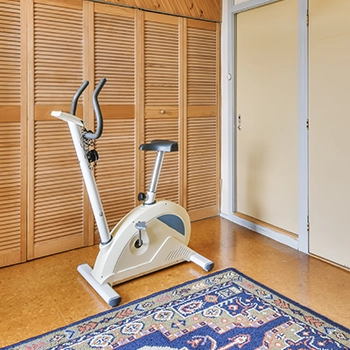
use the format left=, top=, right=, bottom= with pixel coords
left=70, top=80, right=89, bottom=115
left=84, top=78, right=107, bottom=140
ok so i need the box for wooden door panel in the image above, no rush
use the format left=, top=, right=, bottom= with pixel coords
left=187, top=20, right=220, bottom=220
left=0, top=0, right=26, bottom=267
left=93, top=4, right=136, bottom=240
left=187, top=115, right=219, bottom=219
left=236, top=0, right=299, bottom=234
left=143, top=12, right=180, bottom=203
left=29, top=0, right=85, bottom=259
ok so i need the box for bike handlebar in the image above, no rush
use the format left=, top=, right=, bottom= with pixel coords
left=84, top=78, right=107, bottom=140
left=70, top=80, right=89, bottom=115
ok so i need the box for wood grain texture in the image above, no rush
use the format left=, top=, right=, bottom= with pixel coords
left=93, top=0, right=222, bottom=22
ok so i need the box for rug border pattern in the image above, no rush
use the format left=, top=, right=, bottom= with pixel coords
left=5, top=268, right=350, bottom=349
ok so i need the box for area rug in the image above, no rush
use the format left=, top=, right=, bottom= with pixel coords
left=5, top=268, right=350, bottom=349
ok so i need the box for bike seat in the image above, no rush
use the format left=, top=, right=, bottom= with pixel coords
left=139, top=140, right=178, bottom=152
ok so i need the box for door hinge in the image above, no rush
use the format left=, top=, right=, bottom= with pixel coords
left=307, top=217, right=310, bottom=233
left=306, top=119, right=309, bottom=130
left=306, top=10, right=309, bottom=27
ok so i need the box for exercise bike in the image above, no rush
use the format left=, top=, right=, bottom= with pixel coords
left=51, top=78, right=214, bottom=307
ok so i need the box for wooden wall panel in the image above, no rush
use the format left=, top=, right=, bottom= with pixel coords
left=28, top=0, right=85, bottom=259
left=0, top=0, right=26, bottom=267
left=186, top=20, right=220, bottom=220
left=95, top=0, right=222, bottom=22
left=93, top=4, right=136, bottom=241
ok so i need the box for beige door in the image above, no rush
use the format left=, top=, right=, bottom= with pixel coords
left=236, top=0, right=299, bottom=234
left=309, top=0, right=350, bottom=268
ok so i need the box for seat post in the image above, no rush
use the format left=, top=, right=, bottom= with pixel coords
left=145, top=151, right=164, bottom=205
left=139, top=140, right=178, bottom=205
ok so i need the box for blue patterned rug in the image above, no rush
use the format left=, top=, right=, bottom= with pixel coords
left=5, top=268, right=350, bottom=349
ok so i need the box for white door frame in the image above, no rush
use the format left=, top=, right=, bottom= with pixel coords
left=220, top=0, right=309, bottom=253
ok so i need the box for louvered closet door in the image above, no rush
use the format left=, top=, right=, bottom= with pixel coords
left=144, top=13, right=180, bottom=203
left=28, top=0, right=86, bottom=259
left=0, top=0, right=26, bottom=267
left=186, top=20, right=220, bottom=221
left=93, top=4, right=136, bottom=241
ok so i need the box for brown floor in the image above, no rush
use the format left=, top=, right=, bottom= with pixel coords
left=0, top=217, right=349, bottom=347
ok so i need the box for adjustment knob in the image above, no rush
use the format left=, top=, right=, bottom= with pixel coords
left=138, top=192, right=147, bottom=201
left=86, top=150, right=99, bottom=163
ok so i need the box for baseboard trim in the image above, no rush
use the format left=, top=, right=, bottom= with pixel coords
left=220, top=212, right=299, bottom=250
